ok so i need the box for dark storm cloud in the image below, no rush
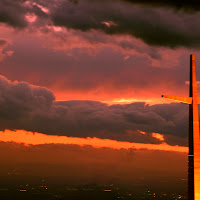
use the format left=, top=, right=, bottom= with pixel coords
left=0, top=0, right=200, bottom=48
left=0, top=0, right=28, bottom=28
left=0, top=76, right=189, bottom=146
left=0, top=0, right=49, bottom=28
left=122, top=0, right=200, bottom=12
left=1, top=0, right=200, bottom=47
left=47, top=0, right=200, bottom=48
left=0, top=76, right=55, bottom=119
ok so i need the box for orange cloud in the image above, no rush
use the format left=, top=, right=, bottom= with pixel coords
left=0, top=129, right=187, bottom=153
left=152, top=132, right=165, bottom=141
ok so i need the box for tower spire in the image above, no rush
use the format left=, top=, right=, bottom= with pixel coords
left=162, top=54, right=200, bottom=200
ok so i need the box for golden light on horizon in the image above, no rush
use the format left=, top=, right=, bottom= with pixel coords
left=0, top=129, right=188, bottom=153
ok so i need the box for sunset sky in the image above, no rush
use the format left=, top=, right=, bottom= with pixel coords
left=0, top=0, right=200, bottom=191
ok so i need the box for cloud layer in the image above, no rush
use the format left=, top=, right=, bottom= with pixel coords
left=0, top=1, right=196, bottom=147
left=0, top=76, right=189, bottom=146
left=1, top=0, right=200, bottom=48
left=0, top=0, right=27, bottom=28
left=50, top=0, right=200, bottom=48
left=0, top=25, right=193, bottom=104
left=123, top=0, right=200, bottom=12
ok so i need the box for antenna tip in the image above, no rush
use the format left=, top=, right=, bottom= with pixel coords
left=191, top=54, right=195, bottom=60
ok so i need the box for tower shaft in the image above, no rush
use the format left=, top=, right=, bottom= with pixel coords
left=162, top=54, right=200, bottom=200
left=190, top=55, right=200, bottom=200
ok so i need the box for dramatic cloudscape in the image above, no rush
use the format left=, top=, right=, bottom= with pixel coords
left=0, top=0, right=199, bottom=193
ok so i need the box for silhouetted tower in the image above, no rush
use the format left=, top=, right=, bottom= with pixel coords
left=162, top=54, right=200, bottom=200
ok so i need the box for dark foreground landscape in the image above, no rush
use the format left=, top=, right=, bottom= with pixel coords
left=0, top=177, right=187, bottom=200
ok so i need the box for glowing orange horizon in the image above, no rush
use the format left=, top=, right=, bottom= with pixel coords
left=53, top=90, right=175, bottom=105
left=0, top=129, right=187, bottom=153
